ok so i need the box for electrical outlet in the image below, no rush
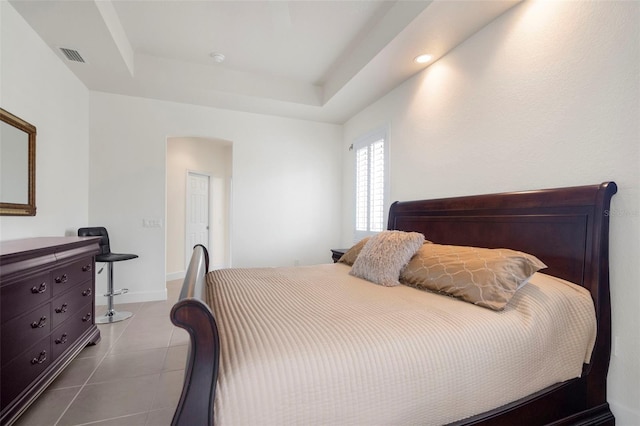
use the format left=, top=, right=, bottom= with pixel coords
left=142, top=218, right=162, bottom=228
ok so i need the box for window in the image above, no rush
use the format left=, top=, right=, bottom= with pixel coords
left=353, top=126, right=389, bottom=242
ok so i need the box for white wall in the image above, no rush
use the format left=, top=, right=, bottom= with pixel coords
left=0, top=2, right=90, bottom=240
left=89, top=92, right=342, bottom=304
left=342, top=1, right=639, bottom=423
left=166, top=137, right=232, bottom=277
left=5, top=0, right=637, bottom=420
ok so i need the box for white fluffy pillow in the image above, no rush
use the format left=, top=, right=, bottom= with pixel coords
left=350, top=231, right=425, bottom=286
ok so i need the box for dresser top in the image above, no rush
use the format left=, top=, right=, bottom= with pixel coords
left=0, top=237, right=100, bottom=258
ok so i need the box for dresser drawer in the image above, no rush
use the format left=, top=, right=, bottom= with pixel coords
left=51, top=258, right=94, bottom=296
left=51, top=281, right=94, bottom=329
left=51, top=302, right=94, bottom=361
left=1, top=273, right=51, bottom=324
left=1, top=335, right=51, bottom=410
left=1, top=303, right=51, bottom=366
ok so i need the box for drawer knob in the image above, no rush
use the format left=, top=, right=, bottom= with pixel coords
left=82, top=264, right=92, bottom=272
left=30, top=316, right=47, bottom=329
left=55, top=303, right=68, bottom=314
left=55, top=333, right=68, bottom=344
left=31, top=282, right=47, bottom=294
left=81, top=312, right=92, bottom=322
left=54, top=274, right=68, bottom=284
left=31, top=350, right=47, bottom=365
left=82, top=288, right=92, bottom=297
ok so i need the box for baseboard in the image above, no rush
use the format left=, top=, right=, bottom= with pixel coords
left=610, top=400, right=640, bottom=426
left=166, top=271, right=185, bottom=281
left=95, top=289, right=168, bottom=305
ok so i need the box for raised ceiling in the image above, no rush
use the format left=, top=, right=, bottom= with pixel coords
left=10, top=0, right=519, bottom=123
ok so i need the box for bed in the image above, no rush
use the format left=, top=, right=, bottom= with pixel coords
left=170, top=181, right=617, bottom=426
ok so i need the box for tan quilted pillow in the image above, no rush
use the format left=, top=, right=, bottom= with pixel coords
left=338, top=237, right=370, bottom=266
left=400, top=244, right=547, bottom=310
left=350, top=231, right=425, bottom=286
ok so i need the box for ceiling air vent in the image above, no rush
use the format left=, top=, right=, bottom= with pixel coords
left=59, top=47, right=85, bottom=63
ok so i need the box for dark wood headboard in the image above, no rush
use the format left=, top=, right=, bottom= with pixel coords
left=388, top=182, right=617, bottom=424
left=388, top=182, right=616, bottom=294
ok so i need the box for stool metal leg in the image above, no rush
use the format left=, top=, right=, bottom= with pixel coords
left=96, top=262, right=133, bottom=324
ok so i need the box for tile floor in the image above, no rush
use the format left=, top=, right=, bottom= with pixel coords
left=14, top=280, right=188, bottom=426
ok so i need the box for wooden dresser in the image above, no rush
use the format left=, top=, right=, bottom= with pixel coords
left=0, top=237, right=101, bottom=425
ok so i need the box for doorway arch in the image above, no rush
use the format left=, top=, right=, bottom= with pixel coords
left=166, top=136, right=232, bottom=279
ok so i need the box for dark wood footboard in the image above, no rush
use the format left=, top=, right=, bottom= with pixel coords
left=170, top=244, right=220, bottom=426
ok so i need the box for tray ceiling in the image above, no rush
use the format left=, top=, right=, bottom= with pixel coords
left=10, top=0, right=519, bottom=123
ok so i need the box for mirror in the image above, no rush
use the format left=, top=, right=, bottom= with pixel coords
left=0, top=108, right=36, bottom=216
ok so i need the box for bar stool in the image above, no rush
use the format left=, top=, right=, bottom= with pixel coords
left=78, top=227, right=138, bottom=323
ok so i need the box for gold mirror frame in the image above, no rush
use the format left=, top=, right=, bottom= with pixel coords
left=0, top=108, right=36, bottom=216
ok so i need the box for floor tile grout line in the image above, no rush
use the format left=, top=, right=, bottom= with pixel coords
left=146, top=369, right=169, bottom=418
left=53, top=348, right=112, bottom=426
left=73, top=409, right=150, bottom=426
left=60, top=294, right=181, bottom=424
left=19, top=284, right=184, bottom=426
left=53, top=303, right=143, bottom=426
left=84, top=347, right=171, bottom=387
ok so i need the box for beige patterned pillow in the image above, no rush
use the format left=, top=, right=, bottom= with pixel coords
left=400, top=244, right=547, bottom=310
left=338, top=237, right=370, bottom=266
left=350, top=231, right=425, bottom=286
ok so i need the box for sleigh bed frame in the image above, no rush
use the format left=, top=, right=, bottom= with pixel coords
left=170, top=181, right=617, bottom=426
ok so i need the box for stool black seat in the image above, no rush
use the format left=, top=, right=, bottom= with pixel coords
left=78, top=226, right=138, bottom=323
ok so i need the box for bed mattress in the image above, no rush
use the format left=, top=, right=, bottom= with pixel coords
left=206, top=263, right=596, bottom=425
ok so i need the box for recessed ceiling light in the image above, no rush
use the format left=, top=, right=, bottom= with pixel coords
left=210, top=52, right=225, bottom=63
left=414, top=54, right=433, bottom=64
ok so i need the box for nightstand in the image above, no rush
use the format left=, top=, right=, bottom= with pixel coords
left=330, top=248, right=348, bottom=263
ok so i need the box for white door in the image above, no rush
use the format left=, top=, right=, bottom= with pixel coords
left=186, top=172, right=210, bottom=267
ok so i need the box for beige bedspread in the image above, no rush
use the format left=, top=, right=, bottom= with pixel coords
left=206, top=263, right=596, bottom=425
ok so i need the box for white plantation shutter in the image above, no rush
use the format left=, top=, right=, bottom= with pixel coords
left=355, top=147, right=369, bottom=231
left=369, top=140, right=385, bottom=232
left=353, top=127, right=389, bottom=242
